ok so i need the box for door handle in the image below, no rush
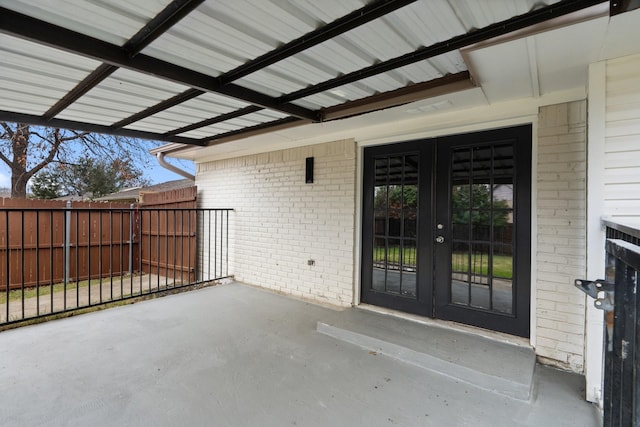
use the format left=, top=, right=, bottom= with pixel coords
left=435, top=235, right=445, bottom=244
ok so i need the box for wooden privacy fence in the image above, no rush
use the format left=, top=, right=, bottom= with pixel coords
left=0, top=187, right=198, bottom=290
left=139, top=186, right=197, bottom=284
left=0, top=198, right=135, bottom=290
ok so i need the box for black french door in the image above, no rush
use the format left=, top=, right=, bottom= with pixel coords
left=361, top=125, right=531, bottom=337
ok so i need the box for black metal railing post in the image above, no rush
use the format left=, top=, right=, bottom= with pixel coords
left=0, top=207, right=232, bottom=327
left=577, top=220, right=640, bottom=427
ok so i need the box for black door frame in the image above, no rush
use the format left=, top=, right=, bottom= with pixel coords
left=434, top=125, right=531, bottom=337
left=361, top=140, right=434, bottom=317
left=360, top=124, right=532, bottom=337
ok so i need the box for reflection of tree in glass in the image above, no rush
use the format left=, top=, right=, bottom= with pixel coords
left=452, top=185, right=509, bottom=227
left=374, top=185, right=417, bottom=218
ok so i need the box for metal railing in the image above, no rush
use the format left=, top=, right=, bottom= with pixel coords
left=576, top=220, right=640, bottom=426
left=0, top=207, right=232, bottom=326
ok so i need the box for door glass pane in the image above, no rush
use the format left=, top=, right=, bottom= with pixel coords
left=470, top=243, right=490, bottom=309
left=452, top=149, right=471, bottom=183
left=492, top=247, right=513, bottom=314
left=472, top=146, right=491, bottom=182
left=403, top=155, right=419, bottom=238
left=371, top=154, right=419, bottom=300
left=372, top=237, right=386, bottom=292
left=493, top=183, right=512, bottom=205
left=401, top=239, right=417, bottom=297
left=386, top=238, right=401, bottom=295
left=493, top=144, right=514, bottom=178
left=451, top=241, right=469, bottom=305
left=449, top=144, right=516, bottom=315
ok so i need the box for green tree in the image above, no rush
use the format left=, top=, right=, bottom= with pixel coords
left=30, top=170, right=62, bottom=199
left=452, top=185, right=510, bottom=227
left=0, top=122, right=155, bottom=198
left=374, top=185, right=417, bottom=211
left=31, top=158, right=148, bottom=200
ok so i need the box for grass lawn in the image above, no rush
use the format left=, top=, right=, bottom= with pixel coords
left=452, top=252, right=512, bottom=279
left=374, top=247, right=512, bottom=279
left=0, top=276, right=132, bottom=304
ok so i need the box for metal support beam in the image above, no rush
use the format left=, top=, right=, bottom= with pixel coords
left=111, top=89, right=204, bottom=129
left=202, top=117, right=309, bottom=146
left=0, top=110, right=206, bottom=146
left=218, top=0, right=417, bottom=85
left=610, top=0, right=640, bottom=15
left=166, top=106, right=263, bottom=136
left=0, top=7, right=318, bottom=121
left=320, top=72, right=473, bottom=121
left=43, top=64, right=117, bottom=120
left=41, top=0, right=204, bottom=121
left=121, top=0, right=417, bottom=132
left=122, top=0, right=205, bottom=58
left=278, top=0, right=608, bottom=103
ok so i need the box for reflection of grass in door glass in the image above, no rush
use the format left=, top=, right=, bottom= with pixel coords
left=373, top=246, right=416, bottom=266
left=451, top=252, right=512, bottom=279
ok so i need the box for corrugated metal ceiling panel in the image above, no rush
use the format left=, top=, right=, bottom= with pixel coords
left=129, top=93, right=253, bottom=132
left=0, top=0, right=577, bottom=145
left=289, top=52, right=467, bottom=110
left=177, top=110, right=291, bottom=140
left=0, top=0, right=172, bottom=46
left=141, top=0, right=367, bottom=78
left=234, top=0, right=560, bottom=104
left=449, top=0, right=560, bottom=30
left=232, top=0, right=471, bottom=101
left=56, top=68, right=191, bottom=124
left=0, top=34, right=102, bottom=115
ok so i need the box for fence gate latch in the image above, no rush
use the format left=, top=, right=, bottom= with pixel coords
left=575, top=279, right=615, bottom=351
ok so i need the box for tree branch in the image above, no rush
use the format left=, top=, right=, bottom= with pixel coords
left=0, top=150, right=11, bottom=167
left=0, top=122, right=14, bottom=139
left=25, top=129, right=64, bottom=179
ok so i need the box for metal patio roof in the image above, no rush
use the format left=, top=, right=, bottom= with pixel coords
left=0, top=0, right=627, bottom=148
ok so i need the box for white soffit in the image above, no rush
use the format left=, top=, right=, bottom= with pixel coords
left=464, top=14, right=610, bottom=103
left=601, top=8, right=640, bottom=60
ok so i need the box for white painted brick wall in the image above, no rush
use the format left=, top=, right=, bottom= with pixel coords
left=196, top=139, right=356, bottom=307
left=536, top=101, right=587, bottom=371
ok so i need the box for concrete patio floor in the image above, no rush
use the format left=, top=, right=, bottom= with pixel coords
left=0, top=282, right=599, bottom=426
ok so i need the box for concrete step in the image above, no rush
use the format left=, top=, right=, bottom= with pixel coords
left=317, top=307, right=536, bottom=401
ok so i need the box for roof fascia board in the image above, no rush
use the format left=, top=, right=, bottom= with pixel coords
left=461, top=2, right=609, bottom=52
left=321, top=71, right=474, bottom=120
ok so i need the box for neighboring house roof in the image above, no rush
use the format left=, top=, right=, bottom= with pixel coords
left=1, top=1, right=636, bottom=153
left=94, top=179, right=194, bottom=202
left=54, top=194, right=89, bottom=201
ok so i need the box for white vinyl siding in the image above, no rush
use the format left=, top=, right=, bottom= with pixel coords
left=604, top=54, right=640, bottom=222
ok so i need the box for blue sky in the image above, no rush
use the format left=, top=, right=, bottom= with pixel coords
left=0, top=152, right=195, bottom=189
